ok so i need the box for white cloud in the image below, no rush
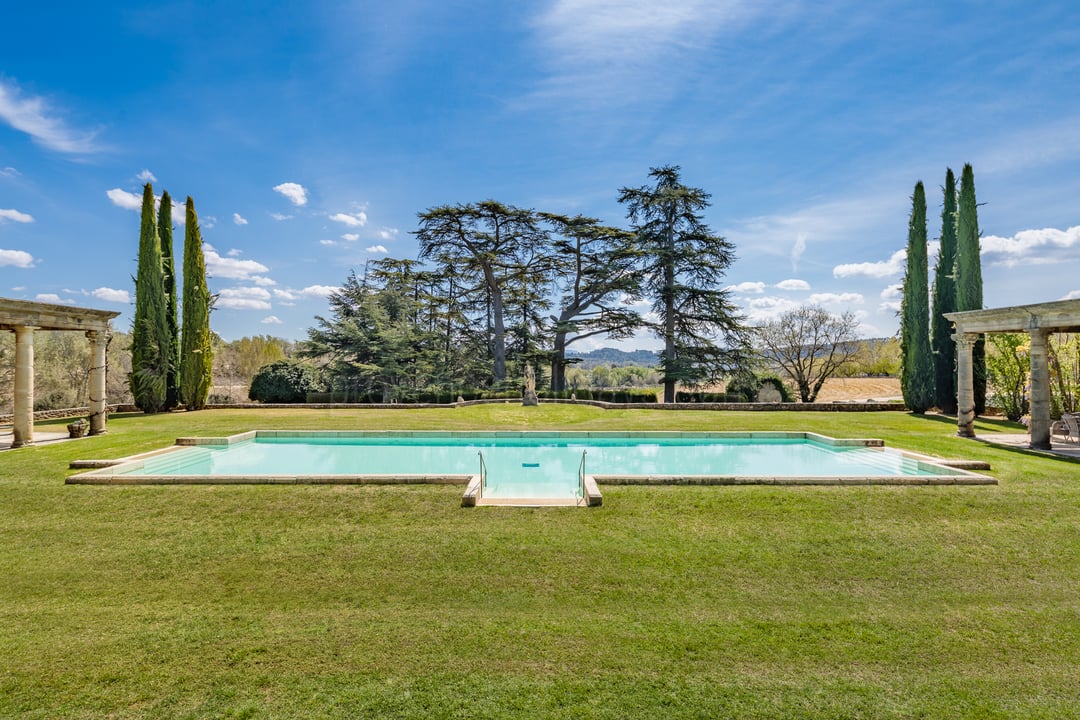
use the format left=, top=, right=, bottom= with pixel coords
left=1062, top=290, right=1080, bottom=300
left=879, top=300, right=902, bottom=313
left=202, top=243, right=270, bottom=280
left=273, top=182, right=308, bottom=206
left=775, top=279, right=810, bottom=291
left=0, top=80, right=101, bottom=154
left=1, top=166, right=19, bottom=177
left=297, top=284, right=339, bottom=298
left=378, top=227, right=399, bottom=241
left=232, top=212, right=248, bottom=226
left=0, top=208, right=34, bottom=223
left=366, top=244, right=389, bottom=254
left=833, top=249, right=907, bottom=279
left=330, top=211, right=367, bottom=227
left=202, top=215, right=216, bottom=230
left=91, top=287, right=130, bottom=303
left=743, top=295, right=803, bottom=323
left=809, top=292, right=864, bottom=305
left=0, top=249, right=34, bottom=268
left=106, top=188, right=142, bottom=210
left=137, top=169, right=157, bottom=182
left=341, top=233, right=360, bottom=242
left=880, top=284, right=902, bottom=300
left=270, top=212, right=293, bottom=221
left=226, top=248, right=243, bottom=257
left=251, top=276, right=276, bottom=286
left=35, top=293, right=75, bottom=305
left=320, top=240, right=337, bottom=246
left=261, top=315, right=283, bottom=325
left=981, top=225, right=1080, bottom=267
left=216, top=286, right=272, bottom=310
left=272, top=288, right=297, bottom=301
left=791, top=232, right=807, bottom=271
left=728, top=281, right=766, bottom=294
left=106, top=188, right=186, bottom=223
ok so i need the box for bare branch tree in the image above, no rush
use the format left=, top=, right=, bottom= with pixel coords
left=756, top=306, right=860, bottom=403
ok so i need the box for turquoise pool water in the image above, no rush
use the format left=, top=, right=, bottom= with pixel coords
left=116, top=433, right=961, bottom=498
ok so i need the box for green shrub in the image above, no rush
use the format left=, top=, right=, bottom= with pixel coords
left=248, top=360, right=321, bottom=403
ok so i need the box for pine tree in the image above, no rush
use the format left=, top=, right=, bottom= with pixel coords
left=179, top=197, right=214, bottom=410
left=617, top=166, right=749, bottom=403
left=955, top=163, right=986, bottom=414
left=129, top=183, right=169, bottom=413
left=158, top=190, right=180, bottom=410
left=931, top=168, right=958, bottom=414
left=900, top=181, right=934, bottom=413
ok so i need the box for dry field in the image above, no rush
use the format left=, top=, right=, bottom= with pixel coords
left=811, top=376, right=902, bottom=402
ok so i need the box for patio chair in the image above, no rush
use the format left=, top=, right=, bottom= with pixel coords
left=1051, top=413, right=1080, bottom=444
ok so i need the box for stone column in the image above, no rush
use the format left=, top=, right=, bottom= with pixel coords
left=1028, top=329, right=1051, bottom=450
left=955, top=332, right=976, bottom=438
left=86, top=330, right=110, bottom=436
left=12, top=326, right=37, bottom=448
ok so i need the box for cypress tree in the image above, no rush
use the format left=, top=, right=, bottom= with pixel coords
left=159, top=190, right=180, bottom=410
left=130, top=183, right=170, bottom=413
left=955, top=163, right=986, bottom=414
left=900, top=181, right=934, bottom=413
left=179, top=197, right=214, bottom=410
left=931, top=168, right=958, bottom=414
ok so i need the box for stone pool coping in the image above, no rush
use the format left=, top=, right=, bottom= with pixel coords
left=67, top=430, right=996, bottom=507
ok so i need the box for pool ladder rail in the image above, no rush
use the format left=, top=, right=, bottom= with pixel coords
left=464, top=449, right=601, bottom=508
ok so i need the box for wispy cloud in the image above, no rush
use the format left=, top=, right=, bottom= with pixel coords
left=273, top=182, right=308, bottom=206
left=0, top=249, right=34, bottom=268
left=0, top=208, right=34, bottom=223
left=0, top=80, right=102, bottom=154
left=137, top=169, right=157, bottom=182
left=233, top=212, right=248, bottom=225
left=341, top=233, right=359, bottom=242
left=1, top=166, right=19, bottom=177
left=728, top=281, right=765, bottom=293
left=270, top=212, right=293, bottom=221
left=530, top=1, right=781, bottom=105
left=377, top=227, right=399, bottom=241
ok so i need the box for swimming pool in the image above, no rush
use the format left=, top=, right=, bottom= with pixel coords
left=67, top=431, right=995, bottom=505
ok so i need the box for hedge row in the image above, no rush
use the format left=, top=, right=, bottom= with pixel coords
left=302, top=388, right=658, bottom=404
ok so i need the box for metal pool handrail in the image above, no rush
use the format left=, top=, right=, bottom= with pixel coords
left=478, top=450, right=487, bottom=499
left=577, top=449, right=587, bottom=499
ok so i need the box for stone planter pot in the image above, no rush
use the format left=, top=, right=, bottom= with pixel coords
left=67, top=420, right=89, bottom=438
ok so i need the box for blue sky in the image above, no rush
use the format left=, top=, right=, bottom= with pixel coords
left=2, top=0, right=1079, bottom=349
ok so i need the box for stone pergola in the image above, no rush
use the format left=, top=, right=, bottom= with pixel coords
left=945, top=298, right=1080, bottom=450
left=1, top=298, right=121, bottom=448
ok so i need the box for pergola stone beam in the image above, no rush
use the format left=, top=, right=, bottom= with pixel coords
left=945, top=298, right=1080, bottom=450
left=0, top=298, right=120, bottom=448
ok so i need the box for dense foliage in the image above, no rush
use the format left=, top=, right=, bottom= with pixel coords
left=129, top=183, right=170, bottom=413
left=900, top=181, right=934, bottom=413
left=305, top=169, right=750, bottom=401
left=931, top=168, right=959, bottom=414
left=159, top=190, right=180, bottom=410
left=179, top=197, right=214, bottom=410
left=248, top=359, right=321, bottom=403
left=986, top=333, right=1029, bottom=421
left=955, top=163, right=986, bottom=414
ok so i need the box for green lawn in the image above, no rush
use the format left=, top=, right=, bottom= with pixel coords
left=3, top=406, right=1079, bottom=719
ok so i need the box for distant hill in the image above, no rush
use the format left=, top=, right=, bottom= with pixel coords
left=567, top=347, right=659, bottom=368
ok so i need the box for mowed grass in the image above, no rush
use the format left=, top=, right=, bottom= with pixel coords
left=2, top=405, right=1079, bottom=719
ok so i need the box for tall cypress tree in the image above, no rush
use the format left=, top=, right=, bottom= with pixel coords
left=955, top=163, right=986, bottom=414
left=900, top=181, right=934, bottom=413
left=931, top=168, right=958, bottom=414
left=179, top=197, right=214, bottom=410
left=158, top=190, right=180, bottom=410
left=130, top=183, right=170, bottom=413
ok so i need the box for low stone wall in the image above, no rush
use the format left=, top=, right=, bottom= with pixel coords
left=202, top=399, right=907, bottom=412
left=0, top=404, right=139, bottom=425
